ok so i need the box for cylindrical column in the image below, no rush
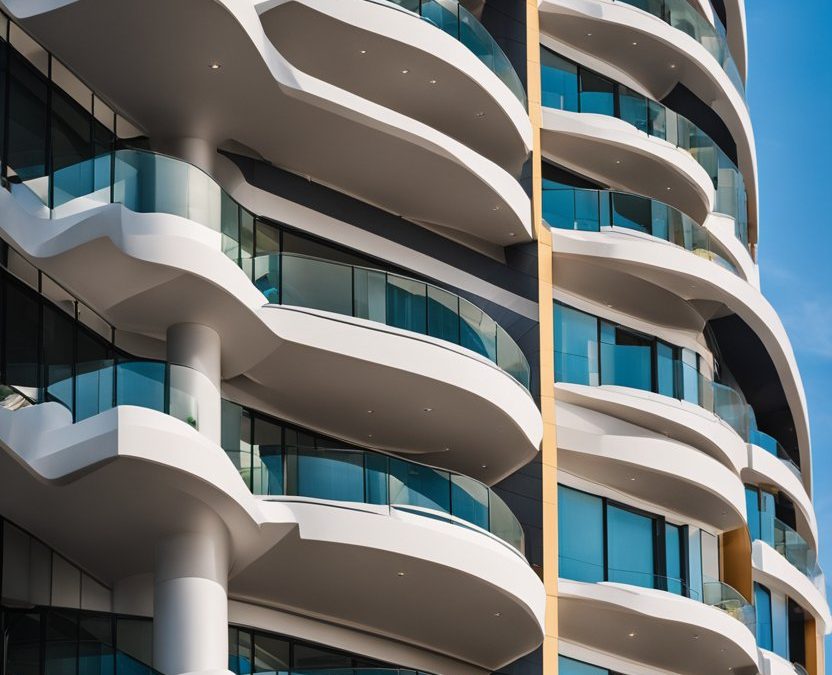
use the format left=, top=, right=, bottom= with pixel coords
left=167, top=323, right=221, bottom=444
left=154, top=137, right=217, bottom=175
left=153, top=526, right=230, bottom=675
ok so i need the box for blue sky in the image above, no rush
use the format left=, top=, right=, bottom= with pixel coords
left=745, top=0, right=832, bottom=662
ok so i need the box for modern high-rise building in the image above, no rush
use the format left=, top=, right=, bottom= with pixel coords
left=0, top=1, right=825, bottom=675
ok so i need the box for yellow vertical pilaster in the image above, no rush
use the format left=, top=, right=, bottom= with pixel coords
left=527, top=3, right=558, bottom=673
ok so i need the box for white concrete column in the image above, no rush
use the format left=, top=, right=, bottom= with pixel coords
left=153, top=526, right=230, bottom=675
left=167, top=323, right=221, bottom=444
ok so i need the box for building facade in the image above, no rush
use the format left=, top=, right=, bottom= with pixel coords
left=0, top=1, right=825, bottom=675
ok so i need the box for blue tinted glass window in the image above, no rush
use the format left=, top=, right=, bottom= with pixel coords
left=389, top=458, right=450, bottom=513
left=8, top=51, right=48, bottom=185
left=574, top=189, right=601, bottom=231
left=42, top=305, right=75, bottom=413
left=746, top=487, right=760, bottom=541
left=656, top=342, right=677, bottom=398
left=116, top=360, right=165, bottom=412
left=51, top=85, right=94, bottom=208
left=542, top=185, right=576, bottom=230
left=450, top=475, right=489, bottom=530
left=600, top=322, right=653, bottom=391
left=558, top=655, right=608, bottom=674
left=606, top=504, right=655, bottom=588
left=75, top=329, right=113, bottom=422
left=760, top=489, right=775, bottom=546
left=558, top=485, right=604, bottom=582
left=665, top=523, right=685, bottom=596
left=540, top=49, right=578, bottom=111
left=579, top=70, right=615, bottom=116
left=554, top=304, right=599, bottom=385
left=755, top=583, right=773, bottom=650
left=619, top=85, right=648, bottom=133
left=295, top=440, right=364, bottom=503
left=611, top=192, right=651, bottom=234
left=680, top=348, right=700, bottom=404
left=364, top=453, right=389, bottom=506
left=253, top=417, right=284, bottom=496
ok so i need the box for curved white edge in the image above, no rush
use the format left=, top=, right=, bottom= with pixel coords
left=745, top=443, right=818, bottom=552
left=231, top=498, right=545, bottom=670
left=541, top=106, right=715, bottom=223
left=760, top=648, right=805, bottom=675
left=706, top=211, right=758, bottom=286
left=0, top=402, right=545, bottom=669
left=559, top=578, right=760, bottom=673
left=0, top=189, right=542, bottom=483
left=752, top=540, right=831, bottom=635
left=557, top=400, right=747, bottom=530
left=537, top=0, right=758, bottom=238
left=551, top=228, right=813, bottom=494
left=723, top=0, right=748, bottom=84
left=556, top=383, right=747, bottom=475
left=3, top=0, right=531, bottom=245
left=256, top=0, right=532, bottom=167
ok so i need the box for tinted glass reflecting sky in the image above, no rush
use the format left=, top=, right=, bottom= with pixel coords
left=746, top=0, right=832, bottom=661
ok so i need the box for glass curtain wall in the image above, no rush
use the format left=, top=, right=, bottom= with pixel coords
left=540, top=47, right=749, bottom=246
left=557, top=484, right=694, bottom=597
left=220, top=400, right=525, bottom=554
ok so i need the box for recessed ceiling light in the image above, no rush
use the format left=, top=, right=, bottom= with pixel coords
left=508, top=232, right=516, bottom=237
left=632, top=41, right=638, bottom=46
left=492, top=205, right=501, bottom=211
left=367, top=433, right=373, bottom=438
left=397, top=571, right=406, bottom=577
left=667, top=186, right=672, bottom=191
left=429, top=79, right=437, bottom=85
left=494, top=612, right=502, bottom=617
left=401, top=69, right=410, bottom=74
left=210, top=62, right=221, bottom=70
left=628, top=632, right=637, bottom=638
left=586, top=32, right=593, bottom=37
left=481, top=464, right=488, bottom=469
left=615, top=160, right=622, bottom=165
left=367, top=409, right=374, bottom=414
left=693, top=634, right=700, bottom=639
left=360, top=49, right=367, bottom=54
left=476, top=111, right=486, bottom=118
left=423, top=407, right=433, bottom=413
left=629, top=476, right=636, bottom=481
left=670, top=63, right=677, bottom=69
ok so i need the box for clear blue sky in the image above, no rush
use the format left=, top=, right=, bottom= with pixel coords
left=746, top=0, right=832, bottom=663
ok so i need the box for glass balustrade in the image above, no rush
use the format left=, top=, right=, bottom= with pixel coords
left=380, top=0, right=527, bottom=105
left=558, top=555, right=699, bottom=599
left=613, top=0, right=745, bottom=99
left=702, top=575, right=757, bottom=633
left=540, top=47, right=749, bottom=246
left=542, top=185, right=738, bottom=274
left=10, top=148, right=531, bottom=390
left=774, top=518, right=826, bottom=594
left=223, top=397, right=525, bottom=555
left=746, top=407, right=803, bottom=478
left=240, top=252, right=530, bottom=388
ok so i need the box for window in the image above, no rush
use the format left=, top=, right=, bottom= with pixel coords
left=579, top=70, right=615, bottom=116
left=253, top=415, right=284, bottom=496
left=606, top=505, right=656, bottom=589
left=558, top=655, right=615, bottom=674
left=554, top=303, right=599, bottom=385
left=755, top=583, right=773, bottom=651
left=540, top=49, right=578, bottom=111
left=611, top=192, right=652, bottom=235
left=557, top=485, right=604, bottom=583
left=665, top=523, right=686, bottom=595
left=600, top=322, right=653, bottom=392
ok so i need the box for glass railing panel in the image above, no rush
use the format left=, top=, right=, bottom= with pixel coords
left=496, top=324, right=531, bottom=389
left=611, top=192, right=651, bottom=234
left=281, top=254, right=352, bottom=315
left=490, top=490, right=524, bottom=553
left=619, top=85, right=649, bottom=134
left=389, top=457, right=451, bottom=513
left=168, top=363, right=199, bottom=430
left=459, top=5, right=495, bottom=71
left=774, top=518, right=823, bottom=583
left=386, top=274, right=428, bottom=334
left=426, top=285, right=460, bottom=343
left=459, top=297, right=497, bottom=362
left=712, top=381, right=749, bottom=437
left=420, top=0, right=459, bottom=38
left=353, top=267, right=387, bottom=324
left=115, top=360, right=166, bottom=412
left=574, top=188, right=603, bottom=231
left=364, top=452, right=389, bottom=505
left=702, top=576, right=756, bottom=632
left=243, top=253, right=280, bottom=304
left=558, top=556, right=699, bottom=599
left=292, top=444, right=366, bottom=503
left=450, top=474, right=489, bottom=530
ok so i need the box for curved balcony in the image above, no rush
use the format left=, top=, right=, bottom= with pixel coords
left=773, top=518, right=825, bottom=592
left=222, top=400, right=525, bottom=554
left=612, top=0, right=745, bottom=98
left=558, top=576, right=759, bottom=673
left=257, top=0, right=530, bottom=172
left=540, top=48, right=749, bottom=245
left=543, top=185, right=739, bottom=275
left=4, top=0, right=533, bottom=244
left=18, top=147, right=531, bottom=389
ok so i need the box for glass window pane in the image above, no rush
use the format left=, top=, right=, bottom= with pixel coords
left=459, top=298, right=497, bottom=361
left=746, top=486, right=760, bottom=541
left=579, top=70, right=614, bottom=116
left=51, top=555, right=81, bottom=608
left=115, top=619, right=153, bottom=675
left=554, top=303, right=599, bottom=385
left=450, top=474, right=488, bottom=530
left=618, top=85, right=648, bottom=133
left=680, top=348, right=700, bottom=404
left=389, top=458, right=450, bottom=513
left=665, top=523, right=685, bottom=596
left=558, top=655, right=608, bottom=675
left=364, top=452, right=389, bottom=506
left=252, top=416, right=283, bottom=496
left=574, top=189, right=600, bottom=231
left=4, top=612, right=42, bottom=675
left=558, top=485, right=604, bottom=582
left=606, top=504, right=655, bottom=589
left=2, top=522, right=33, bottom=605
left=5, top=280, right=41, bottom=398
left=46, top=611, right=78, bottom=675
left=79, top=615, right=114, bottom=675
left=656, top=342, right=677, bottom=398
left=292, top=644, right=351, bottom=669
left=281, top=254, right=351, bottom=315
left=252, top=634, right=289, bottom=673
left=295, top=440, right=365, bottom=503
left=8, top=50, right=48, bottom=203
left=222, top=400, right=252, bottom=489
left=427, top=286, right=459, bottom=344
left=353, top=268, right=386, bottom=323
left=600, top=323, right=653, bottom=391
left=116, top=360, right=165, bottom=412
left=760, top=489, right=775, bottom=546
left=75, top=328, right=114, bottom=421
left=238, top=629, right=252, bottom=675
left=51, top=85, right=94, bottom=208
left=386, top=275, right=427, bottom=334
left=611, top=193, right=651, bottom=234
left=42, top=304, right=75, bottom=413
left=221, top=192, right=240, bottom=261
left=540, top=48, right=578, bottom=111
left=542, top=187, right=575, bottom=230
left=755, top=583, right=773, bottom=651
